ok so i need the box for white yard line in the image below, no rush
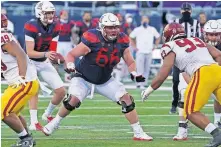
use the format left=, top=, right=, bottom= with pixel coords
left=22, top=105, right=213, bottom=110
left=4, top=114, right=213, bottom=118
left=1, top=136, right=211, bottom=140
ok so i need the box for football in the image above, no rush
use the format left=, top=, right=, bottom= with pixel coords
left=50, top=53, right=65, bottom=64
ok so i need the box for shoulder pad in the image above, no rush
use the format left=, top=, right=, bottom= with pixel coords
left=82, top=29, right=100, bottom=43
left=117, top=32, right=129, bottom=44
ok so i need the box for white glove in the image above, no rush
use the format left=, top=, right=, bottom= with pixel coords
left=10, top=76, right=26, bottom=88
left=65, top=62, right=75, bottom=73
left=141, top=86, right=154, bottom=102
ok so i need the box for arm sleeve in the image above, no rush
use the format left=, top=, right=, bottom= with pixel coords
left=161, top=43, right=173, bottom=59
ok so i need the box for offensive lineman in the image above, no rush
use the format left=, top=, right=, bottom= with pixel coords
left=42, top=13, right=153, bottom=141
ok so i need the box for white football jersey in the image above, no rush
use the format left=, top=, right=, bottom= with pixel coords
left=161, top=37, right=216, bottom=76
left=1, top=32, right=37, bottom=85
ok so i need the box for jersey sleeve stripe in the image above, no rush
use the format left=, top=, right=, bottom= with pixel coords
left=83, top=32, right=100, bottom=43
left=24, top=23, right=38, bottom=33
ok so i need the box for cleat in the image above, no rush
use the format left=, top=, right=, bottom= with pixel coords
left=133, top=133, right=153, bottom=141
left=42, top=120, right=59, bottom=136
left=169, top=105, right=177, bottom=114
left=205, top=129, right=221, bottom=147
left=28, top=123, right=43, bottom=131
left=11, top=136, right=35, bottom=147
left=42, top=113, right=54, bottom=123
left=173, top=127, right=188, bottom=141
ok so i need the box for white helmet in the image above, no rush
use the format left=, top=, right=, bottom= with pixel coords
left=203, top=20, right=220, bottom=46
left=99, top=13, right=120, bottom=40
left=35, top=1, right=55, bottom=24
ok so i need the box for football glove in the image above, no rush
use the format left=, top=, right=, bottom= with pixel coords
left=130, top=71, right=145, bottom=82
left=141, top=86, right=154, bottom=102
left=64, top=62, right=75, bottom=73
left=9, top=76, right=26, bottom=89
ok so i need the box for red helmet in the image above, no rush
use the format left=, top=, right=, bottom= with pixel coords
left=163, top=22, right=186, bottom=42
left=1, top=14, right=8, bottom=31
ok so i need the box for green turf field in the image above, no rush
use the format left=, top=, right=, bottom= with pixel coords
left=1, top=81, right=216, bottom=147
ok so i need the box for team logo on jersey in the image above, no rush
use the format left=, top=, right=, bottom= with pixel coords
left=38, top=33, right=41, bottom=36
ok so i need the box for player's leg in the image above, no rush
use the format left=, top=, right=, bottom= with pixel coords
left=42, top=77, right=90, bottom=136
left=135, top=52, right=145, bottom=88
left=173, top=89, right=188, bottom=141
left=184, top=66, right=221, bottom=147
left=213, top=99, right=221, bottom=128
left=39, top=60, right=66, bottom=122
left=96, top=78, right=152, bottom=141
left=170, top=66, right=180, bottom=114
left=173, top=73, right=188, bottom=140
left=2, top=81, right=39, bottom=146
left=29, top=93, right=43, bottom=131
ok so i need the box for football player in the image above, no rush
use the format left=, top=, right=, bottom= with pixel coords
left=141, top=22, right=221, bottom=147
left=172, top=20, right=221, bottom=141
left=1, top=14, right=39, bottom=147
left=24, top=1, right=66, bottom=131
left=42, top=13, right=153, bottom=141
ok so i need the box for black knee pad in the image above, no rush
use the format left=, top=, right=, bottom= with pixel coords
left=121, top=96, right=135, bottom=114
left=178, top=101, right=184, bottom=109
left=63, top=94, right=81, bottom=111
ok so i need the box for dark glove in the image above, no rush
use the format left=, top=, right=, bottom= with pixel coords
left=130, top=72, right=145, bottom=82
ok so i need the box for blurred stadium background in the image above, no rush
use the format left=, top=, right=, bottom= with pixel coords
left=1, top=1, right=221, bottom=147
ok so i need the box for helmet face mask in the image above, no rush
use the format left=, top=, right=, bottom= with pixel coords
left=35, top=1, right=55, bottom=25
left=99, top=13, right=120, bottom=41
left=103, top=26, right=120, bottom=40
left=203, top=20, right=221, bottom=46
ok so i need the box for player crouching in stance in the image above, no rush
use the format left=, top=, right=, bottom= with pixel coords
left=42, top=13, right=153, bottom=141
left=24, top=1, right=66, bottom=130
left=1, top=14, right=39, bottom=147
left=141, top=22, right=221, bottom=147
left=172, top=20, right=221, bottom=141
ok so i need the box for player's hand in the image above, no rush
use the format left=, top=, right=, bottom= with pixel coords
left=141, top=86, right=154, bottom=102
left=10, top=76, right=26, bottom=88
left=64, top=62, right=75, bottom=73
left=130, top=71, right=145, bottom=82
left=45, top=51, right=56, bottom=61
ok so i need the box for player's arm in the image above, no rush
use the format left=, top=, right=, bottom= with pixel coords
left=2, top=40, right=27, bottom=77
left=141, top=51, right=175, bottom=101
left=25, top=39, right=45, bottom=58
left=182, top=72, right=191, bottom=84
left=207, top=43, right=221, bottom=65
left=66, top=42, right=91, bottom=63
left=150, top=52, right=175, bottom=90
left=123, top=47, right=136, bottom=72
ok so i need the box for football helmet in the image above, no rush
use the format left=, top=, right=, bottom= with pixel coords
left=203, top=20, right=221, bottom=46
left=99, top=13, right=120, bottom=41
left=163, top=22, right=186, bottom=43
left=35, top=1, right=55, bottom=24
left=1, top=14, right=8, bottom=31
